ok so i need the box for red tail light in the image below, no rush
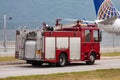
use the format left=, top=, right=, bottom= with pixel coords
left=16, top=30, right=20, bottom=35
left=15, top=51, right=19, bottom=58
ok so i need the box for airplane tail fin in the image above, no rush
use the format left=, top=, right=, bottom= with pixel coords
left=93, top=0, right=120, bottom=20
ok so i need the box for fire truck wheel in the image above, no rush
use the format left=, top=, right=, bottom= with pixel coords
left=86, top=54, right=95, bottom=65
left=57, top=54, right=67, bottom=67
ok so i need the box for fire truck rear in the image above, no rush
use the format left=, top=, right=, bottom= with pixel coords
left=15, top=21, right=102, bottom=67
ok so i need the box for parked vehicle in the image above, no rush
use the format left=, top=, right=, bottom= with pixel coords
left=15, top=20, right=102, bottom=67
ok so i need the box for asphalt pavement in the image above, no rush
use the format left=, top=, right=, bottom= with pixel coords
left=0, top=59, right=120, bottom=78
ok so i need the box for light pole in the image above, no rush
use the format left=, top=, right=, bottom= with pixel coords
left=3, top=15, right=7, bottom=52
left=3, top=15, right=12, bottom=52
left=113, top=27, right=115, bottom=48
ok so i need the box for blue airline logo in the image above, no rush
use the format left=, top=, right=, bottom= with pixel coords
left=95, top=0, right=120, bottom=20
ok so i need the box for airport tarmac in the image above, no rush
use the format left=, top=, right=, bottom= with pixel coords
left=0, top=59, right=120, bottom=78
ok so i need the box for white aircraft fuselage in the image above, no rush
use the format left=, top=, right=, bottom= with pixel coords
left=97, top=18, right=120, bottom=35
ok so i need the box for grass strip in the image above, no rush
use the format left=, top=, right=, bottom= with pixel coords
left=0, top=68, right=120, bottom=80
left=101, top=52, right=120, bottom=57
left=0, top=57, right=16, bottom=62
left=0, top=52, right=120, bottom=62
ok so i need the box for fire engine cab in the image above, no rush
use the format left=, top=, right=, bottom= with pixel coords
left=15, top=20, right=102, bottom=67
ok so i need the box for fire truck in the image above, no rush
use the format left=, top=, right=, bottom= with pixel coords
left=15, top=20, right=102, bottom=67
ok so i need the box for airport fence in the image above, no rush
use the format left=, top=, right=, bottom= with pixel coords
left=0, top=31, right=120, bottom=52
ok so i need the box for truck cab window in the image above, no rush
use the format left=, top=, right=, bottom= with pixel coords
left=93, top=30, right=99, bottom=42
left=85, top=30, right=91, bottom=42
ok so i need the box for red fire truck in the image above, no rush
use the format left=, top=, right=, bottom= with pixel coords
left=15, top=20, right=102, bottom=67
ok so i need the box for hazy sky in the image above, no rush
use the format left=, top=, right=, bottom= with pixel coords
left=0, top=0, right=120, bottom=24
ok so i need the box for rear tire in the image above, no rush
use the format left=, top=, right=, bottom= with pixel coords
left=86, top=53, right=95, bottom=65
left=57, top=54, right=67, bottom=67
